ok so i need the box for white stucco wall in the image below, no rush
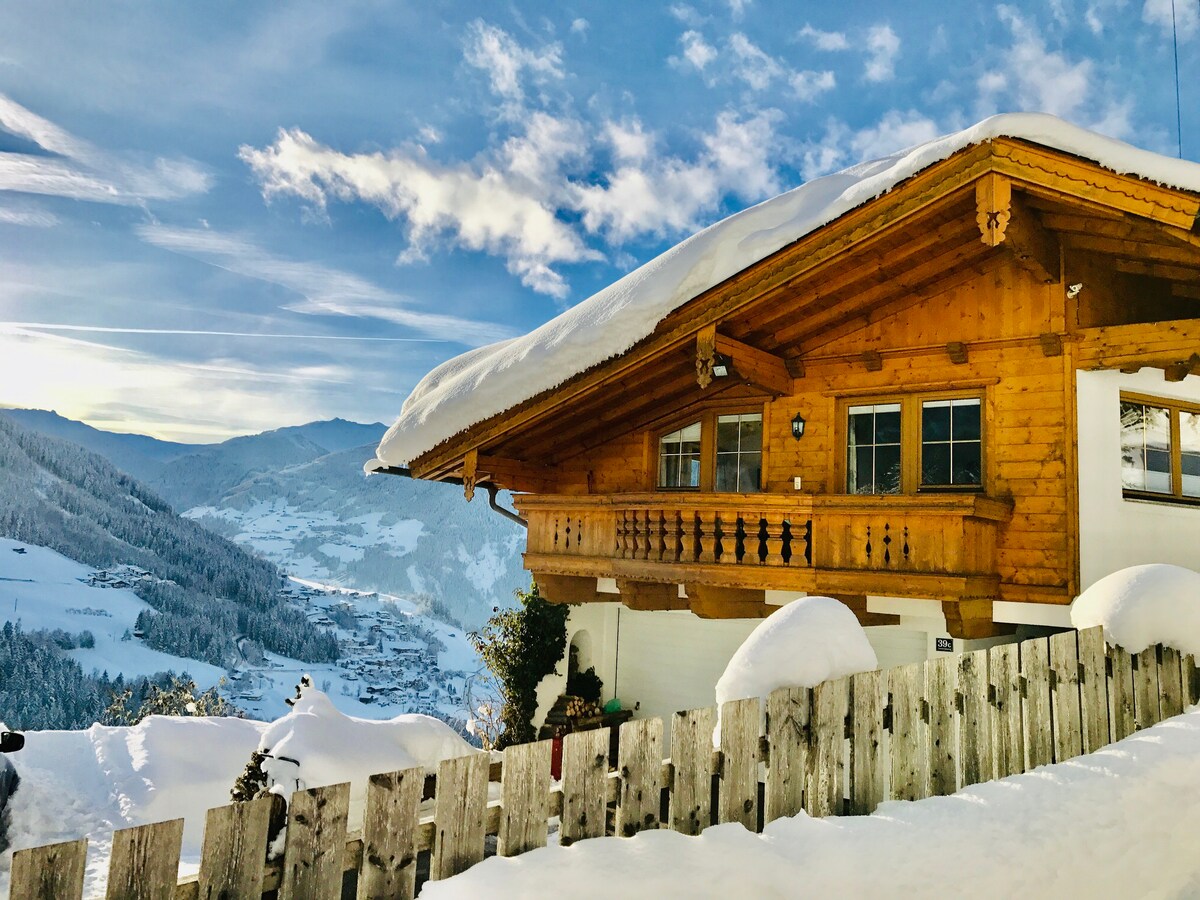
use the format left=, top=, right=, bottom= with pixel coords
left=1076, top=368, right=1200, bottom=589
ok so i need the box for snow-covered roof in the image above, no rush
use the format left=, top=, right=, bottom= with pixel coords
left=373, top=113, right=1200, bottom=469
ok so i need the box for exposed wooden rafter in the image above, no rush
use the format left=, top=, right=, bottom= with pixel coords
left=476, top=454, right=556, bottom=494
left=714, top=333, right=793, bottom=395
left=975, top=174, right=1058, bottom=283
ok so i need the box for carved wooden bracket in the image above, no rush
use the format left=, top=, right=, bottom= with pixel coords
left=533, top=573, right=601, bottom=605
left=942, top=598, right=1015, bottom=640
left=976, top=173, right=1012, bottom=247
left=861, top=350, right=883, bottom=372
left=616, top=579, right=687, bottom=611
left=685, top=584, right=769, bottom=619
left=946, top=341, right=969, bottom=365
left=1039, top=332, right=1064, bottom=357
left=1165, top=354, right=1200, bottom=382
left=461, top=449, right=478, bottom=502
left=695, top=325, right=717, bottom=389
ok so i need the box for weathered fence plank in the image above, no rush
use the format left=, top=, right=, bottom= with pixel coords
left=806, top=677, right=848, bottom=816
left=1158, top=646, right=1184, bottom=719
left=988, top=642, right=1023, bottom=779
left=926, top=656, right=957, bottom=796
left=10, top=838, right=87, bottom=900
left=430, top=753, right=489, bottom=881
left=1049, top=630, right=1083, bottom=763
left=1076, top=626, right=1110, bottom=754
left=1022, top=637, right=1053, bottom=770
left=560, top=728, right=609, bottom=844
left=106, top=818, right=184, bottom=900
left=849, top=670, right=885, bottom=814
left=617, top=717, right=663, bottom=837
left=764, top=688, right=807, bottom=823
left=358, top=767, right=423, bottom=899
left=1185, top=654, right=1200, bottom=706
left=889, top=662, right=928, bottom=801
left=1132, top=647, right=1161, bottom=730
left=498, top=740, right=552, bottom=856
left=670, top=707, right=715, bottom=835
left=718, top=697, right=759, bottom=829
left=957, top=649, right=991, bottom=787
left=279, top=782, right=351, bottom=900
left=1107, top=644, right=1136, bottom=741
left=196, top=795, right=275, bottom=900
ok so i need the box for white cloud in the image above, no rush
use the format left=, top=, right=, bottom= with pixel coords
left=0, top=202, right=57, bottom=227
left=136, top=223, right=513, bottom=345
left=729, top=33, right=786, bottom=90
left=605, top=120, right=653, bottom=163
left=417, top=125, right=443, bottom=145
left=570, top=18, right=589, bottom=35
left=462, top=19, right=563, bottom=109
left=798, top=24, right=851, bottom=51
left=791, top=70, right=837, bottom=103
left=864, top=25, right=900, bottom=82
left=1143, top=0, right=1199, bottom=38
left=574, top=109, right=781, bottom=242
left=728, top=0, right=752, bottom=19
left=797, top=110, right=940, bottom=180
left=0, top=93, right=209, bottom=205
left=677, top=30, right=718, bottom=71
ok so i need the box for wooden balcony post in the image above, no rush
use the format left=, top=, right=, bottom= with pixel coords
left=697, top=510, right=717, bottom=564
left=681, top=510, right=699, bottom=562
left=641, top=509, right=653, bottom=561
left=764, top=514, right=786, bottom=566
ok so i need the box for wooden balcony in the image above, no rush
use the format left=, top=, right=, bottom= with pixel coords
left=516, top=492, right=1013, bottom=604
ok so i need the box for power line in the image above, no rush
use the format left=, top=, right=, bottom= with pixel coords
left=1171, top=0, right=1183, bottom=157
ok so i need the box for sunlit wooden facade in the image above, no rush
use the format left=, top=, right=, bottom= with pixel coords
left=406, top=138, right=1200, bottom=644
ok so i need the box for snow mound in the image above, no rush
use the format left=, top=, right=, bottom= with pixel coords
left=1071, top=564, right=1200, bottom=656
left=257, top=685, right=479, bottom=827
left=374, top=113, right=1200, bottom=467
left=716, top=596, right=878, bottom=709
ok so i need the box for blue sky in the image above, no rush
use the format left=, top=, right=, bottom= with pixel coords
left=0, top=1, right=1196, bottom=442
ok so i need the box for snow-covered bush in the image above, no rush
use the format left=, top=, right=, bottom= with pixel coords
left=233, top=678, right=479, bottom=828
left=1071, top=564, right=1200, bottom=656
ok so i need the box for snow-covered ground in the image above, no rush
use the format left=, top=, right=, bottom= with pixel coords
left=0, top=538, right=487, bottom=725
left=426, top=706, right=1200, bottom=899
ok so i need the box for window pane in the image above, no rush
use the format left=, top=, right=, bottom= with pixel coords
left=853, top=446, right=874, bottom=493
left=716, top=418, right=740, bottom=453
left=876, top=445, right=902, bottom=494
left=739, top=415, right=763, bottom=451
left=680, top=422, right=702, bottom=442
left=661, top=455, right=678, bottom=487
left=715, top=455, right=738, bottom=491
left=952, top=442, right=982, bottom=485
left=1121, top=402, right=1172, bottom=494
left=849, top=406, right=875, bottom=444
left=922, top=401, right=951, bottom=442
left=684, top=454, right=701, bottom=487
left=875, top=406, right=902, bottom=443
left=922, top=443, right=951, bottom=485
left=739, top=452, right=762, bottom=493
left=951, top=398, right=982, bottom=441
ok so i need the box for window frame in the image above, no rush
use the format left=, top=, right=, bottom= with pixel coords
left=651, top=403, right=765, bottom=493
left=1120, top=391, right=1200, bottom=506
left=836, top=388, right=988, bottom=496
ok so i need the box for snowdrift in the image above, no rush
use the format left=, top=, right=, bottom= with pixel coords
left=1071, top=564, right=1200, bottom=656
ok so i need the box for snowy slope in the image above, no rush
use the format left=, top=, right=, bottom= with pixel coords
left=374, top=112, right=1200, bottom=466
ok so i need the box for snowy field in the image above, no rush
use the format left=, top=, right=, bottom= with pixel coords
left=0, top=538, right=486, bottom=725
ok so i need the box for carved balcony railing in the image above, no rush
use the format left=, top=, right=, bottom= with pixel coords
left=515, top=492, right=1013, bottom=595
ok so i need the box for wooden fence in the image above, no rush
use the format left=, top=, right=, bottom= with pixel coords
left=10, top=626, right=1199, bottom=899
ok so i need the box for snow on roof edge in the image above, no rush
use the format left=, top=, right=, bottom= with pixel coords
left=375, top=113, right=1200, bottom=468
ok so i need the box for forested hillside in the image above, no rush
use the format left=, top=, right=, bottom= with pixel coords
left=0, top=416, right=337, bottom=667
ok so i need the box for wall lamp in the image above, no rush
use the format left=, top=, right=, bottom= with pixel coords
left=791, top=413, right=806, bottom=440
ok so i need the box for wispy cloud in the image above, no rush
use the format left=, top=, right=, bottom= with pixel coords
left=463, top=19, right=564, bottom=114
left=798, top=24, right=851, bottom=51
left=0, top=322, right=446, bottom=342
left=0, top=93, right=210, bottom=206
left=1143, top=0, right=1198, bottom=39
left=136, top=224, right=513, bottom=345
left=0, top=201, right=58, bottom=227
left=673, top=31, right=835, bottom=102
left=864, top=25, right=900, bottom=82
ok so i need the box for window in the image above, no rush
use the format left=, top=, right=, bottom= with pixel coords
left=1121, top=394, right=1200, bottom=502
left=658, top=421, right=701, bottom=489
left=655, top=409, right=763, bottom=492
left=716, top=413, right=763, bottom=492
left=921, top=398, right=982, bottom=488
left=847, top=403, right=902, bottom=494
left=843, top=392, right=985, bottom=495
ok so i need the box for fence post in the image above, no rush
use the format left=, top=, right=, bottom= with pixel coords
left=279, top=782, right=351, bottom=900
left=1021, top=637, right=1053, bottom=770
left=9, top=838, right=87, bottom=900
left=805, top=677, right=848, bottom=817
left=957, top=649, right=991, bottom=788
left=560, top=728, right=609, bottom=845
left=926, top=655, right=957, bottom=797
left=670, top=707, right=716, bottom=835
left=359, top=767, right=423, bottom=899
left=1159, top=646, right=1185, bottom=719
left=848, top=669, right=885, bottom=815
left=1132, top=647, right=1162, bottom=730
left=718, top=697, right=759, bottom=829
left=617, top=718, right=664, bottom=837
left=106, top=819, right=184, bottom=900
left=498, top=741, right=552, bottom=857
left=1049, top=631, right=1083, bottom=763
left=988, top=642, right=1023, bottom=779
left=1076, top=626, right=1110, bottom=754
left=889, top=662, right=929, bottom=800
left=196, top=795, right=276, bottom=900
left=430, top=754, right=489, bottom=881
left=765, top=687, right=808, bottom=823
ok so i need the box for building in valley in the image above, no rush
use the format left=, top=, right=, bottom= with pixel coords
left=370, top=114, right=1200, bottom=732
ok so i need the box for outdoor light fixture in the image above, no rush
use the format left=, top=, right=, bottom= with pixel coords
left=711, top=353, right=732, bottom=378
left=791, top=413, right=806, bottom=439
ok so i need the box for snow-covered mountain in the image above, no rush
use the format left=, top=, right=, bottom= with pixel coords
left=2, top=410, right=528, bottom=629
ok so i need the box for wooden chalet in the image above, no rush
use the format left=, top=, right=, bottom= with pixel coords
left=375, top=116, right=1200, bottom=730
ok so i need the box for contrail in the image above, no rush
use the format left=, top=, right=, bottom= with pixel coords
left=0, top=322, right=447, bottom=342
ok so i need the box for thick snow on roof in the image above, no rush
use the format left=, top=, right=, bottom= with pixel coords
left=1071, top=564, right=1200, bottom=656
left=374, top=113, right=1200, bottom=468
